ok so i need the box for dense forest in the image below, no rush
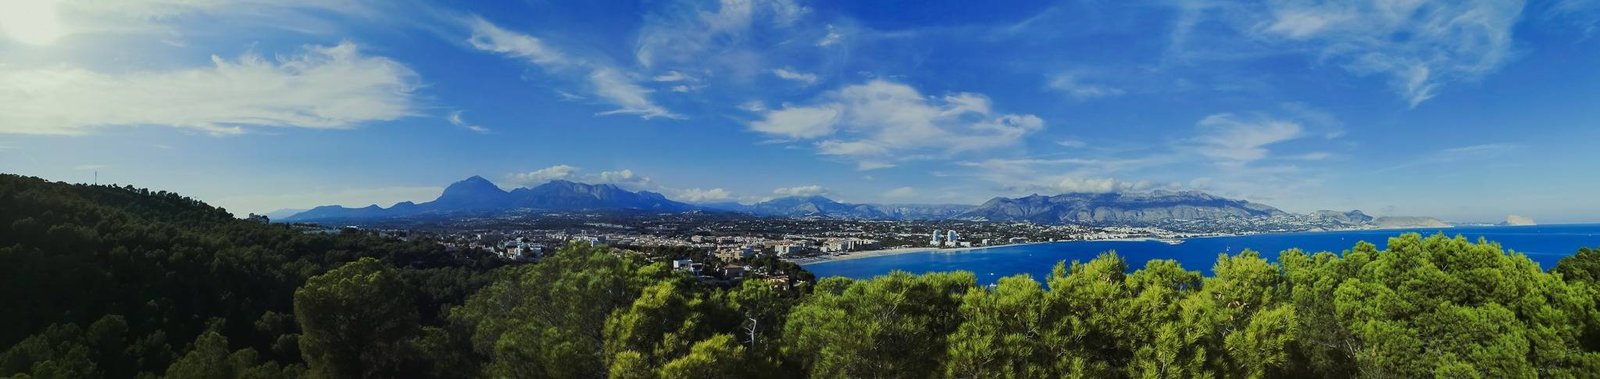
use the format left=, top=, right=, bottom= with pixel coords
left=3, top=173, right=1600, bottom=378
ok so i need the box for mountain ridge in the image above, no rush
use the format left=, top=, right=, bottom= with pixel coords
left=284, top=176, right=1432, bottom=227
left=283, top=178, right=695, bottom=221
left=958, top=191, right=1287, bottom=225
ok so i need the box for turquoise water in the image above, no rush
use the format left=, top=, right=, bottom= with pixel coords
left=803, top=224, right=1600, bottom=285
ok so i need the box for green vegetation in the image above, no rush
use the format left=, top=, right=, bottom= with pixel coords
left=3, top=173, right=1600, bottom=378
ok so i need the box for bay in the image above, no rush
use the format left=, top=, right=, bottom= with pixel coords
left=802, top=224, right=1600, bottom=286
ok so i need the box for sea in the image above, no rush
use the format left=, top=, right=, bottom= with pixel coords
left=802, top=224, right=1600, bottom=286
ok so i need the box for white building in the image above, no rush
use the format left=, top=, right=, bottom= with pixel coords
left=717, top=245, right=756, bottom=261
left=776, top=242, right=819, bottom=257
left=930, top=230, right=943, bottom=247
left=823, top=238, right=880, bottom=253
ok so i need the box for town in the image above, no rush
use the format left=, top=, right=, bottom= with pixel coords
left=275, top=209, right=1388, bottom=287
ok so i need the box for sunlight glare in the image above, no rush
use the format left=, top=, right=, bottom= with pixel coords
left=0, top=0, right=65, bottom=46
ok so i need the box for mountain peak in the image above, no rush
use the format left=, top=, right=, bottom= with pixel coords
left=433, top=176, right=510, bottom=209
left=445, top=175, right=501, bottom=191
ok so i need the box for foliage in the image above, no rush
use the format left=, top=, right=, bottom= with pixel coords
left=5, top=173, right=1600, bottom=378
left=0, top=174, right=497, bottom=378
left=294, top=258, right=419, bottom=378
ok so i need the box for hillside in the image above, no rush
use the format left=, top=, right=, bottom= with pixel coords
left=960, top=190, right=1286, bottom=225
left=1372, top=216, right=1451, bottom=229
left=0, top=174, right=501, bottom=378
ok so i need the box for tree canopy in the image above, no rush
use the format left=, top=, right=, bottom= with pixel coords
left=3, top=173, right=1599, bottom=378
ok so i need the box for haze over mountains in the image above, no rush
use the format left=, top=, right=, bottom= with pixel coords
left=285, top=176, right=694, bottom=221
left=958, top=191, right=1286, bottom=225
left=284, top=176, right=1427, bottom=227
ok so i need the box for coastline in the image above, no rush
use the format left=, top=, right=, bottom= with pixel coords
left=795, top=240, right=1135, bottom=265
left=791, top=224, right=1570, bottom=266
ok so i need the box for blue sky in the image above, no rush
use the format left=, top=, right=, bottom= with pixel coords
left=2, top=0, right=1598, bottom=223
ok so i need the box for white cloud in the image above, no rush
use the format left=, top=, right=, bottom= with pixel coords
left=883, top=186, right=917, bottom=199
left=1189, top=113, right=1304, bottom=165
left=772, top=184, right=828, bottom=197
left=1057, top=139, right=1087, bottom=148
left=466, top=17, right=566, bottom=66
left=772, top=67, right=818, bottom=85
left=2, top=0, right=382, bottom=46
left=816, top=24, right=842, bottom=47
left=1048, top=72, right=1125, bottom=99
left=0, top=42, right=417, bottom=135
left=509, top=165, right=580, bottom=185
left=508, top=165, right=658, bottom=189
left=1242, top=1, right=1524, bottom=106
left=447, top=111, right=490, bottom=134
left=746, top=80, right=1044, bottom=170
left=1053, top=177, right=1146, bottom=193
left=855, top=161, right=896, bottom=170
left=1292, top=152, right=1333, bottom=161
left=1544, top=0, right=1600, bottom=35
left=738, top=100, right=767, bottom=112
left=652, top=70, right=692, bottom=82
left=466, top=17, right=681, bottom=120
left=673, top=187, right=734, bottom=202
left=597, top=169, right=653, bottom=186
left=749, top=105, right=840, bottom=138
left=588, top=68, right=681, bottom=119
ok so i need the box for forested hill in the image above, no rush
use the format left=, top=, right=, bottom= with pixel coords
left=4, top=173, right=1600, bottom=378
left=0, top=174, right=505, bottom=378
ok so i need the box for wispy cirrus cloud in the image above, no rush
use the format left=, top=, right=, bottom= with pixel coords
left=633, top=0, right=809, bottom=68
left=1188, top=113, right=1306, bottom=166
left=772, top=67, right=819, bottom=85
left=1376, top=143, right=1524, bottom=173
left=1541, top=0, right=1600, bottom=35
left=447, top=111, right=490, bottom=134
left=465, top=17, right=682, bottom=119
left=1047, top=71, right=1125, bottom=99
left=1174, top=0, right=1525, bottom=107
left=0, top=42, right=418, bottom=135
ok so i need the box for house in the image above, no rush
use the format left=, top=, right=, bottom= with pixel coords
left=716, top=245, right=755, bottom=261
left=721, top=264, right=747, bottom=279
left=246, top=213, right=270, bottom=224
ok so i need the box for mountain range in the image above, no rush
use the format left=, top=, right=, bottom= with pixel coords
left=956, top=191, right=1287, bottom=224
left=703, top=196, right=969, bottom=220
left=284, top=176, right=693, bottom=221
left=284, top=176, right=1410, bottom=227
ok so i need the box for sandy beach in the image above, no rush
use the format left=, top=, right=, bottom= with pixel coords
left=792, top=241, right=1068, bottom=265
